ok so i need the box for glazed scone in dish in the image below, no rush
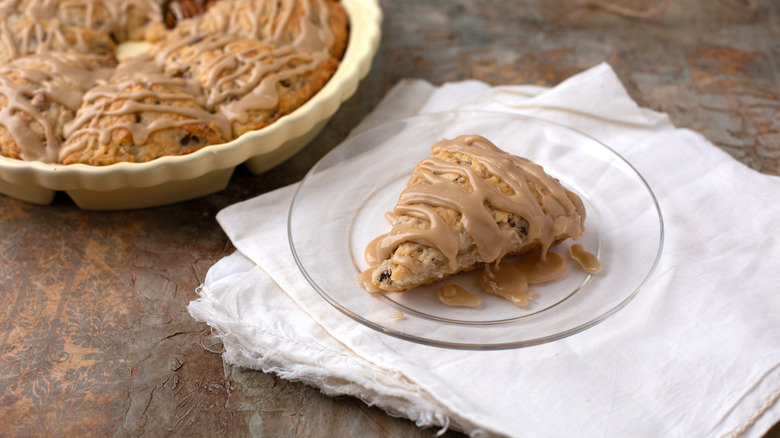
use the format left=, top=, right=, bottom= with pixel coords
left=155, top=33, right=338, bottom=138
left=59, top=56, right=230, bottom=165
left=56, top=0, right=167, bottom=42
left=0, top=16, right=117, bottom=65
left=1, top=0, right=166, bottom=43
left=173, top=0, right=348, bottom=59
left=363, top=135, right=587, bottom=292
left=0, top=52, right=109, bottom=163
left=0, top=0, right=349, bottom=165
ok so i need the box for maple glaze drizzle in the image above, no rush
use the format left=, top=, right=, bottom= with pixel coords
left=57, top=0, right=162, bottom=41
left=480, top=263, right=531, bottom=307
left=358, top=268, right=380, bottom=293
left=0, top=52, right=107, bottom=162
left=153, top=32, right=329, bottom=126
left=478, top=252, right=567, bottom=307
left=437, top=282, right=482, bottom=308
left=569, top=243, right=602, bottom=274
left=515, top=251, right=567, bottom=284
left=174, top=0, right=338, bottom=56
left=58, top=61, right=232, bottom=158
left=436, top=247, right=599, bottom=308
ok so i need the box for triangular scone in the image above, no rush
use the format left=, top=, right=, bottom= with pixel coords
left=363, top=134, right=586, bottom=292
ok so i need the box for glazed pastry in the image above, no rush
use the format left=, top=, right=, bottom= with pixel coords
left=155, top=33, right=338, bottom=137
left=0, top=52, right=108, bottom=163
left=0, top=0, right=347, bottom=164
left=0, top=16, right=117, bottom=65
left=59, top=56, right=230, bottom=165
left=363, top=135, right=587, bottom=292
left=173, top=0, right=348, bottom=59
left=57, top=0, right=167, bottom=42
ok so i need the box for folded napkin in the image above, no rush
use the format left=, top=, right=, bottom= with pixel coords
left=189, top=63, right=780, bottom=437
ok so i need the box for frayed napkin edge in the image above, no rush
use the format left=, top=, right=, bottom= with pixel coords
left=188, top=258, right=499, bottom=438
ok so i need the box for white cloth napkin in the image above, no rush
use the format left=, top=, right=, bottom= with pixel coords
left=188, top=62, right=780, bottom=437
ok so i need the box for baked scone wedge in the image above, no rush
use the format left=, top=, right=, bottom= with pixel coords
left=59, top=56, right=230, bottom=165
left=0, top=52, right=108, bottom=163
left=363, top=134, right=586, bottom=293
left=172, top=0, right=348, bottom=59
left=154, top=33, right=338, bottom=138
left=57, top=0, right=166, bottom=43
left=0, top=16, right=116, bottom=65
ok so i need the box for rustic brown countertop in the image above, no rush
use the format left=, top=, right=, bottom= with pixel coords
left=1, top=0, right=778, bottom=436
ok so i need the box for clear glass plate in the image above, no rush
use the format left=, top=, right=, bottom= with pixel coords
left=288, top=111, right=663, bottom=349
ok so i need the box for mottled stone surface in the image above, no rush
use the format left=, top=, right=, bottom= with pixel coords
left=1, top=0, right=778, bottom=436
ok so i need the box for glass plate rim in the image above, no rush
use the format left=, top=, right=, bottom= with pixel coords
left=288, top=110, right=665, bottom=350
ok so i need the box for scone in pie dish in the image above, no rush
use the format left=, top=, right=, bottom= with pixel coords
left=0, top=0, right=381, bottom=210
left=289, top=111, right=664, bottom=349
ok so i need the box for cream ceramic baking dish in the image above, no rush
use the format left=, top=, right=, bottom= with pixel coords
left=0, top=0, right=382, bottom=210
